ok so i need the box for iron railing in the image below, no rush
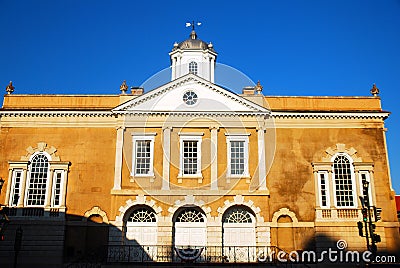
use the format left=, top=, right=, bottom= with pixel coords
left=106, top=245, right=282, bottom=264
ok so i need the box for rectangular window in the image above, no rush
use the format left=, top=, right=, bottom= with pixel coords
left=226, top=135, right=249, bottom=177
left=183, top=141, right=198, bottom=175
left=135, top=140, right=151, bottom=175
left=318, top=172, right=329, bottom=208
left=10, top=169, right=23, bottom=206
left=52, top=170, right=63, bottom=207
left=178, top=134, right=203, bottom=178
left=230, top=141, right=245, bottom=175
left=131, top=134, right=156, bottom=177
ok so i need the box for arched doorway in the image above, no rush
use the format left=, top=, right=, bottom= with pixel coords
left=124, top=205, right=157, bottom=261
left=173, top=207, right=207, bottom=247
left=222, top=205, right=256, bottom=262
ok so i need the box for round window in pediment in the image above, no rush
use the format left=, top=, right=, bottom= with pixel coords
left=183, top=90, right=198, bottom=106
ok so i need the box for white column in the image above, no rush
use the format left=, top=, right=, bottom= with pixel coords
left=60, top=169, right=68, bottom=207
left=178, top=56, right=182, bottom=78
left=210, top=126, right=218, bottom=190
left=45, top=169, right=55, bottom=207
left=210, top=57, right=215, bottom=83
left=328, top=170, right=335, bottom=208
left=162, top=127, right=171, bottom=190
left=171, top=57, right=176, bottom=80
left=113, top=126, right=125, bottom=190
left=18, top=168, right=28, bottom=207
left=257, top=127, right=267, bottom=190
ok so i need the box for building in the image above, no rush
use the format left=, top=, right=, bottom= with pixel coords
left=0, top=30, right=399, bottom=267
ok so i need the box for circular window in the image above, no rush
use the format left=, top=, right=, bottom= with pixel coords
left=183, top=91, right=198, bottom=106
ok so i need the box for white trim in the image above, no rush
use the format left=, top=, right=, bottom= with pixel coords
left=25, top=152, right=52, bottom=207
left=131, top=135, right=156, bottom=177
left=51, top=170, right=64, bottom=207
left=9, top=169, right=23, bottom=206
left=224, top=133, right=251, bottom=136
left=178, top=135, right=203, bottom=180
left=112, top=74, right=270, bottom=114
left=226, top=135, right=250, bottom=178
left=331, top=153, right=358, bottom=209
left=178, top=132, right=204, bottom=136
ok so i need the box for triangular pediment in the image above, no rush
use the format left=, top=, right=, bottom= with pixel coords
left=112, top=74, right=270, bottom=116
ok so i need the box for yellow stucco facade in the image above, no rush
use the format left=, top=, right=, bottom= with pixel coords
left=0, top=90, right=398, bottom=267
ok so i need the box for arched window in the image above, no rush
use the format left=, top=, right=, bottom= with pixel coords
left=128, top=207, right=156, bottom=223
left=223, top=206, right=253, bottom=223
left=26, top=153, right=49, bottom=206
left=188, top=61, right=198, bottom=75
left=176, top=208, right=204, bottom=222
left=7, top=143, right=69, bottom=210
left=333, top=154, right=355, bottom=207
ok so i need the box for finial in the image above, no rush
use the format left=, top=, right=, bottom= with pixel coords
left=255, top=80, right=263, bottom=94
left=370, top=83, right=379, bottom=97
left=120, top=80, right=128, bottom=95
left=6, top=81, right=14, bottom=94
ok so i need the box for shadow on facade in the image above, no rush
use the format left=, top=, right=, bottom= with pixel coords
left=0, top=208, right=150, bottom=268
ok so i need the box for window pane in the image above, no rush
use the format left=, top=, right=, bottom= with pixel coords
left=183, top=141, right=198, bottom=174
left=188, top=61, right=198, bottom=75
left=10, top=170, right=22, bottom=206
left=319, top=173, right=327, bottom=207
left=135, top=140, right=151, bottom=175
left=230, top=141, right=245, bottom=175
left=334, top=155, right=354, bottom=207
left=27, top=154, right=49, bottom=206
left=52, top=171, right=62, bottom=207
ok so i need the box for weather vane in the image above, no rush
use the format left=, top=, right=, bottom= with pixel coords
left=186, top=21, right=202, bottom=31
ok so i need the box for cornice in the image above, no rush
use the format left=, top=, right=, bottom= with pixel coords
left=271, top=111, right=389, bottom=120
left=120, top=110, right=269, bottom=117
left=0, top=110, right=114, bottom=117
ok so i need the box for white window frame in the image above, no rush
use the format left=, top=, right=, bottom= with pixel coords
left=331, top=153, right=357, bottom=208
left=51, top=170, right=64, bottom=207
left=317, top=171, right=330, bottom=208
left=188, top=61, right=198, bottom=75
left=359, top=171, right=373, bottom=206
left=25, top=152, right=51, bottom=207
left=131, top=133, right=156, bottom=178
left=9, top=169, right=24, bottom=207
left=178, top=133, right=203, bottom=179
left=226, top=135, right=250, bottom=178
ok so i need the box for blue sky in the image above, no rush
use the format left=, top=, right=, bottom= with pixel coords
left=1, top=0, right=399, bottom=193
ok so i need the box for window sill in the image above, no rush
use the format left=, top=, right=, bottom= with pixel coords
left=226, top=175, right=251, bottom=184
left=130, top=175, right=155, bottom=183
left=177, top=174, right=203, bottom=184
